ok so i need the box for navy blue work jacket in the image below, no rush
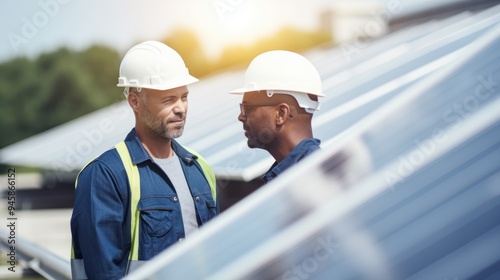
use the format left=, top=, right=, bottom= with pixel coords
left=71, top=129, right=219, bottom=279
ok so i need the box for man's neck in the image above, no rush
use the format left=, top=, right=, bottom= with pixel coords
left=135, top=126, right=173, bottom=159
left=268, top=137, right=304, bottom=163
left=268, top=127, right=314, bottom=162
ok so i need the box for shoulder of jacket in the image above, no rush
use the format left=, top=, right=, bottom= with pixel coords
left=78, top=147, right=125, bottom=178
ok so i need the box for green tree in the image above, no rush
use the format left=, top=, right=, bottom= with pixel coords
left=0, top=46, right=121, bottom=149
left=0, top=57, right=40, bottom=148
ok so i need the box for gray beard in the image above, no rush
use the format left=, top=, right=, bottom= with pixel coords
left=141, top=108, right=185, bottom=139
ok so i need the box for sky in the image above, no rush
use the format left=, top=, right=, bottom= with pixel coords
left=0, top=0, right=466, bottom=63
left=0, top=0, right=334, bottom=62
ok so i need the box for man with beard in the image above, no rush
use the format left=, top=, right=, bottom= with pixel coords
left=71, top=41, right=218, bottom=280
left=231, top=50, right=324, bottom=183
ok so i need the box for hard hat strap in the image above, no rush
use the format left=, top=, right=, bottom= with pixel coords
left=123, top=88, right=129, bottom=98
left=123, top=87, right=142, bottom=98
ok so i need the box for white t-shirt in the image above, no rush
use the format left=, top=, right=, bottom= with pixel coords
left=154, top=152, right=198, bottom=236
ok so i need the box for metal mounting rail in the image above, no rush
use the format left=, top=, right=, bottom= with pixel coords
left=0, top=229, right=71, bottom=280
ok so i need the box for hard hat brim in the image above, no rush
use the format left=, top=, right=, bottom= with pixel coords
left=153, top=75, right=198, bottom=90
left=228, top=87, right=250, bottom=95
left=117, top=75, right=199, bottom=90
left=229, top=87, right=325, bottom=97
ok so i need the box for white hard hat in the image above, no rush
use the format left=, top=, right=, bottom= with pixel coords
left=230, top=50, right=323, bottom=113
left=117, top=41, right=198, bottom=94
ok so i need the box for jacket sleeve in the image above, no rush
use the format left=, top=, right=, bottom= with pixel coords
left=71, top=160, right=130, bottom=280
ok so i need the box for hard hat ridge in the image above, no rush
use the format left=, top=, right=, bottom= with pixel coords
left=117, top=41, right=198, bottom=95
left=230, top=50, right=323, bottom=113
left=230, top=50, right=323, bottom=96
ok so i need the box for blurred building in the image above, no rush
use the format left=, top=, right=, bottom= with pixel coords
left=321, top=1, right=388, bottom=44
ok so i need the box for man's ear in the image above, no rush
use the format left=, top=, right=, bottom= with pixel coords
left=276, top=103, right=291, bottom=126
left=128, top=92, right=141, bottom=113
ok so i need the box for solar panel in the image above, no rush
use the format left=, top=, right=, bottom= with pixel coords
left=231, top=101, right=500, bottom=280
left=123, top=11, right=500, bottom=280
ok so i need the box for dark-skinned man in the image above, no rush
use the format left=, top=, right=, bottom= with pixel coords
left=231, top=50, right=323, bottom=183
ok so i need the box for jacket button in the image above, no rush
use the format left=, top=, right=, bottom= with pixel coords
left=173, top=197, right=178, bottom=202
left=179, top=238, right=185, bottom=242
left=195, top=196, right=200, bottom=202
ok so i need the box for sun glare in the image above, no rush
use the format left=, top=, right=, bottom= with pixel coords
left=192, top=1, right=285, bottom=57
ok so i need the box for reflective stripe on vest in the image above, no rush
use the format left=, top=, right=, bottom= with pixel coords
left=183, top=145, right=217, bottom=201
left=71, top=141, right=216, bottom=279
left=115, top=141, right=141, bottom=263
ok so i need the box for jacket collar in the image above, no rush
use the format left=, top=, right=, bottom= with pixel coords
left=263, top=138, right=321, bottom=182
left=123, top=129, right=196, bottom=165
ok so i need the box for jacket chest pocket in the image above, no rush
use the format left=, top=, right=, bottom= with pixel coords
left=138, top=197, right=174, bottom=237
left=194, top=192, right=217, bottom=224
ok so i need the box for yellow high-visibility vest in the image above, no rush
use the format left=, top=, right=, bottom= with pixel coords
left=71, top=141, right=216, bottom=279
